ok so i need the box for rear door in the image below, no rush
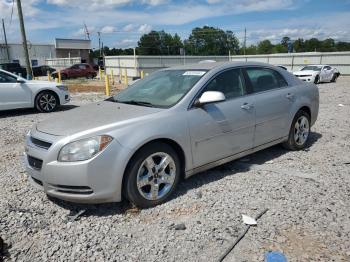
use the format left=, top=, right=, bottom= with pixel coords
left=0, top=71, right=32, bottom=110
left=244, top=67, right=295, bottom=147
left=187, top=68, right=256, bottom=168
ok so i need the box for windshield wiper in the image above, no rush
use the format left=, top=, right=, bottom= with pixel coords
left=116, top=100, right=155, bottom=107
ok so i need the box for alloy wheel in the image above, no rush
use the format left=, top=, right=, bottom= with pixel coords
left=39, top=94, right=57, bottom=112
left=294, top=115, right=309, bottom=146
left=136, top=152, right=176, bottom=201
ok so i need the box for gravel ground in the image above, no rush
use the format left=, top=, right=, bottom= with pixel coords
left=0, top=78, right=349, bottom=262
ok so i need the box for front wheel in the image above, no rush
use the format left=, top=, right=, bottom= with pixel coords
left=331, top=74, right=337, bottom=82
left=283, top=110, right=311, bottom=150
left=124, top=142, right=181, bottom=208
left=35, top=91, right=59, bottom=113
left=314, top=75, right=320, bottom=84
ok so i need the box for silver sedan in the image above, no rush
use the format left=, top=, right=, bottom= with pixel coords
left=24, top=62, right=319, bottom=208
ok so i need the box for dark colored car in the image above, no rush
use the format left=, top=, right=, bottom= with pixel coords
left=32, top=65, right=56, bottom=77
left=0, top=62, right=27, bottom=78
left=52, top=63, right=97, bottom=80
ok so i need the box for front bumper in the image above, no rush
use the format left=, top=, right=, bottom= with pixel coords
left=24, top=129, right=130, bottom=203
left=294, top=75, right=315, bottom=83
left=58, top=90, right=70, bottom=105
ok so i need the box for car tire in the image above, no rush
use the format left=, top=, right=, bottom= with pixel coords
left=35, top=91, right=59, bottom=113
left=283, top=110, right=311, bottom=151
left=124, top=142, right=181, bottom=208
left=314, top=75, right=320, bottom=84
left=61, top=74, right=67, bottom=80
left=331, top=74, right=337, bottom=82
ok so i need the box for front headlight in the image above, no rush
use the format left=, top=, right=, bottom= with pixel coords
left=58, top=135, right=113, bottom=162
left=57, top=85, right=68, bottom=91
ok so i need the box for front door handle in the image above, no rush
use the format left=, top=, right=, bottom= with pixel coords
left=241, top=103, right=254, bottom=110
left=286, top=93, right=295, bottom=100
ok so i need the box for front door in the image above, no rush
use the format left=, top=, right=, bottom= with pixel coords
left=187, top=68, right=256, bottom=168
left=0, top=71, right=32, bottom=110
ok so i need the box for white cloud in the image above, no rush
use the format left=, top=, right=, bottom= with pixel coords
left=123, top=24, right=135, bottom=32
left=138, top=24, right=152, bottom=34
left=100, top=25, right=116, bottom=33
left=115, top=38, right=137, bottom=48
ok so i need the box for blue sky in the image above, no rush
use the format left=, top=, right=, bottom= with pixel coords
left=0, top=0, right=349, bottom=49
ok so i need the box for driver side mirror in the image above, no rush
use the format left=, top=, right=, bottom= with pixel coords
left=194, top=91, right=226, bottom=107
left=17, top=78, right=26, bottom=84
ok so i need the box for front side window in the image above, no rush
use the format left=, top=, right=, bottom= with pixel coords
left=201, top=68, right=246, bottom=100
left=0, top=71, right=17, bottom=83
left=114, top=70, right=207, bottom=108
left=246, top=67, right=288, bottom=93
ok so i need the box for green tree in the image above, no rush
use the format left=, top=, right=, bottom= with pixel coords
left=293, top=38, right=305, bottom=52
left=281, top=36, right=291, bottom=47
left=257, top=40, right=273, bottom=54
left=184, top=26, right=239, bottom=55
left=137, top=30, right=183, bottom=55
left=272, top=43, right=288, bottom=53
left=304, top=38, right=321, bottom=52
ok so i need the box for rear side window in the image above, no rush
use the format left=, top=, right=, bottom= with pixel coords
left=245, top=67, right=288, bottom=93
left=202, top=68, right=246, bottom=100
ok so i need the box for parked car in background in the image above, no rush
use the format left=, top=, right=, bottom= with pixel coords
left=293, top=65, right=340, bottom=84
left=32, top=65, right=56, bottom=77
left=277, top=65, right=288, bottom=71
left=0, top=69, right=70, bottom=112
left=51, top=63, right=97, bottom=80
left=0, top=62, right=27, bottom=78
left=25, top=62, right=319, bottom=208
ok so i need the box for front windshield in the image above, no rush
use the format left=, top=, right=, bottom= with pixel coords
left=114, top=69, right=207, bottom=108
left=301, top=66, right=322, bottom=71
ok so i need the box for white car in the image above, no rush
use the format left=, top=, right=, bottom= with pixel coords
left=0, top=69, right=70, bottom=112
left=293, top=65, right=340, bottom=84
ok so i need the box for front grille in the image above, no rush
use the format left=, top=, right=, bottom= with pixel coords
left=28, top=155, right=43, bottom=170
left=297, top=75, right=312, bottom=77
left=30, top=136, right=52, bottom=150
left=49, top=184, right=93, bottom=195
left=32, top=177, right=43, bottom=186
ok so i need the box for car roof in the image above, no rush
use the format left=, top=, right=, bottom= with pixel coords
left=165, top=61, right=278, bottom=71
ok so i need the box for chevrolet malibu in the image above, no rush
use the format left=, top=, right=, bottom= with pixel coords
left=24, top=62, right=319, bottom=208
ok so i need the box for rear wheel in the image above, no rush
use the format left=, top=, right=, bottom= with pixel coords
left=283, top=110, right=311, bottom=150
left=35, top=91, right=59, bottom=113
left=124, top=142, right=181, bottom=208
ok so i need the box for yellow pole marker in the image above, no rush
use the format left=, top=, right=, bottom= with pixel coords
left=47, top=71, right=51, bottom=81
left=58, top=70, right=62, bottom=83
left=125, top=69, right=128, bottom=86
left=111, top=69, right=114, bottom=84
left=55, top=78, right=58, bottom=83
left=141, top=70, right=144, bottom=79
left=99, top=67, right=102, bottom=80
left=105, top=74, right=110, bottom=96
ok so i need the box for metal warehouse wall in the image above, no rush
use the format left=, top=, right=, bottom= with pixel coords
left=104, top=52, right=350, bottom=78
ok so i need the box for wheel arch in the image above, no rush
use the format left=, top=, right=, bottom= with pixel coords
left=121, top=138, right=186, bottom=197
left=34, top=89, right=61, bottom=107
left=298, top=105, right=311, bottom=117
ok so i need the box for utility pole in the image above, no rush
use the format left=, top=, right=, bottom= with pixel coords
left=16, top=0, right=32, bottom=79
left=98, top=32, right=101, bottom=57
left=2, top=19, right=10, bottom=61
left=244, top=27, right=247, bottom=56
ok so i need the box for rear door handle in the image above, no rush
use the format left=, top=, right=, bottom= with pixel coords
left=286, top=93, right=295, bottom=100
left=241, top=103, right=254, bottom=110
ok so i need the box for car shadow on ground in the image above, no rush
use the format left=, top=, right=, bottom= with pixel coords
left=49, top=132, right=322, bottom=218
left=0, top=236, right=10, bottom=262
left=0, top=105, right=78, bottom=118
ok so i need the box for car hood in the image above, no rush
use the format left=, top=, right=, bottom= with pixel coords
left=293, top=70, right=318, bottom=75
left=36, top=101, right=163, bottom=136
